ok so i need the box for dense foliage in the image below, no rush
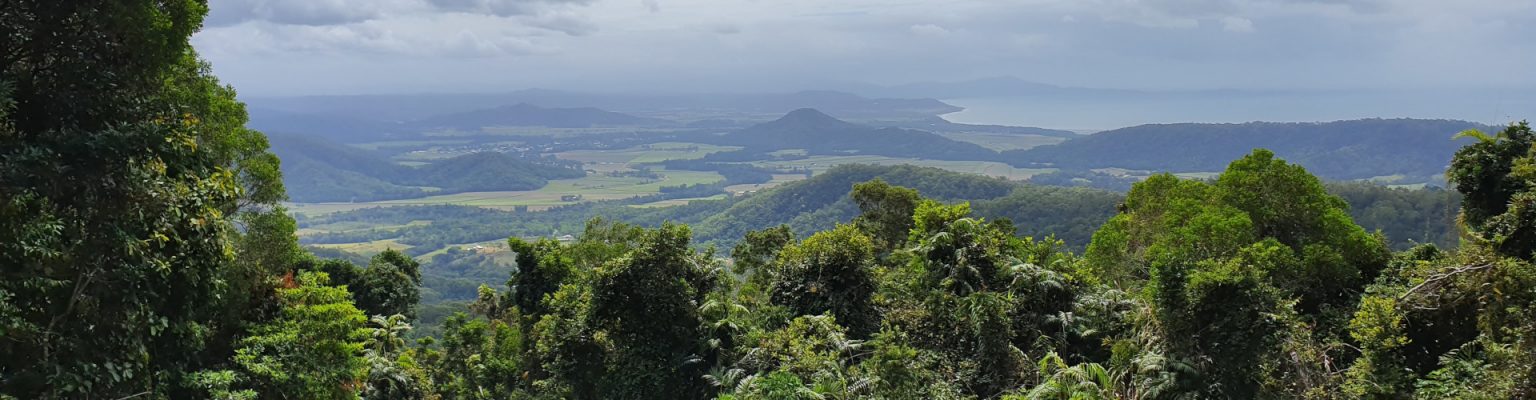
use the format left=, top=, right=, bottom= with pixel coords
left=0, top=3, right=423, bottom=398
left=400, top=136, right=1533, bottom=399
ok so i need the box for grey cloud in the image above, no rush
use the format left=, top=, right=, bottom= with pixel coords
left=711, top=24, right=742, bottom=35
left=207, top=0, right=598, bottom=26
left=205, top=0, right=400, bottom=26
left=524, top=11, right=600, bottom=36
left=194, top=0, right=1536, bottom=96
left=425, top=0, right=598, bottom=17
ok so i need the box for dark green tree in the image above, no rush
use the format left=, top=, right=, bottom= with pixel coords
left=586, top=223, right=716, bottom=398
left=1448, top=122, right=1536, bottom=258
left=352, top=249, right=422, bottom=320
left=853, top=178, right=923, bottom=252
left=229, top=272, right=369, bottom=399
left=0, top=1, right=290, bottom=397
left=769, top=224, right=881, bottom=338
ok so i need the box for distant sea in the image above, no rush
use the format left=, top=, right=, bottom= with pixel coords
left=942, top=89, right=1536, bottom=133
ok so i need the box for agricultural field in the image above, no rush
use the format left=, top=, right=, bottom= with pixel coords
left=295, top=220, right=432, bottom=237
left=287, top=168, right=725, bottom=215
left=308, top=238, right=415, bottom=255
left=744, top=155, right=1056, bottom=180
left=556, top=142, right=742, bottom=164
left=1090, top=167, right=1220, bottom=180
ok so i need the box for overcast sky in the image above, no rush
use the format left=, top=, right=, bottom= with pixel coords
left=195, top=0, right=1536, bottom=96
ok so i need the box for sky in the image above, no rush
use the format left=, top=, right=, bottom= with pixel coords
left=195, top=0, right=1536, bottom=96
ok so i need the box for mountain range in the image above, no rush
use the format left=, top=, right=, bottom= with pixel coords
left=1003, top=118, right=1491, bottom=181
left=713, top=108, right=1001, bottom=161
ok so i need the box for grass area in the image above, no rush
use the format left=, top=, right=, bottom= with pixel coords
left=309, top=239, right=414, bottom=256
left=288, top=168, right=725, bottom=215
left=1091, top=168, right=1220, bottom=180
left=414, top=239, right=511, bottom=260
left=745, top=156, right=1055, bottom=180
left=297, top=220, right=431, bottom=237
left=768, top=149, right=808, bottom=157
left=628, top=194, right=730, bottom=208
left=556, top=142, right=742, bottom=164
left=936, top=132, right=1066, bottom=151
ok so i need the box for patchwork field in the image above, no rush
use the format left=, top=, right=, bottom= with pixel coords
left=288, top=168, right=725, bottom=215
left=296, top=220, right=432, bottom=237
left=555, top=142, right=742, bottom=164
left=308, top=238, right=415, bottom=255
left=743, top=156, right=1056, bottom=180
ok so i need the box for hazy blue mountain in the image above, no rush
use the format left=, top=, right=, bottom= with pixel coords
left=1003, top=118, right=1491, bottom=181
left=245, top=89, right=961, bottom=122
left=248, top=107, right=406, bottom=142
left=407, top=103, right=672, bottom=130
left=714, top=108, right=999, bottom=160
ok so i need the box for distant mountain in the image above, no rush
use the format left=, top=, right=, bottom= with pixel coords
left=248, top=107, right=406, bottom=143
left=407, top=103, right=672, bottom=130
left=1003, top=118, right=1492, bottom=181
left=269, top=134, right=584, bottom=202
left=245, top=89, right=961, bottom=122
left=716, top=108, right=1000, bottom=160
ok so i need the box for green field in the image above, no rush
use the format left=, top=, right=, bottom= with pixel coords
left=288, top=168, right=725, bottom=215
left=556, top=142, right=742, bottom=164
left=296, top=220, right=432, bottom=237
left=745, top=156, right=1056, bottom=180
left=308, top=238, right=415, bottom=255
left=1090, top=167, right=1220, bottom=180
left=937, top=132, right=1066, bottom=151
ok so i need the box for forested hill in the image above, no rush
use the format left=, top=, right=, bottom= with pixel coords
left=690, top=164, right=1122, bottom=248
left=269, top=134, right=583, bottom=202
left=716, top=108, right=1001, bottom=160
left=1005, top=118, right=1489, bottom=180
left=268, top=134, right=426, bottom=202
left=406, top=103, right=671, bottom=130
